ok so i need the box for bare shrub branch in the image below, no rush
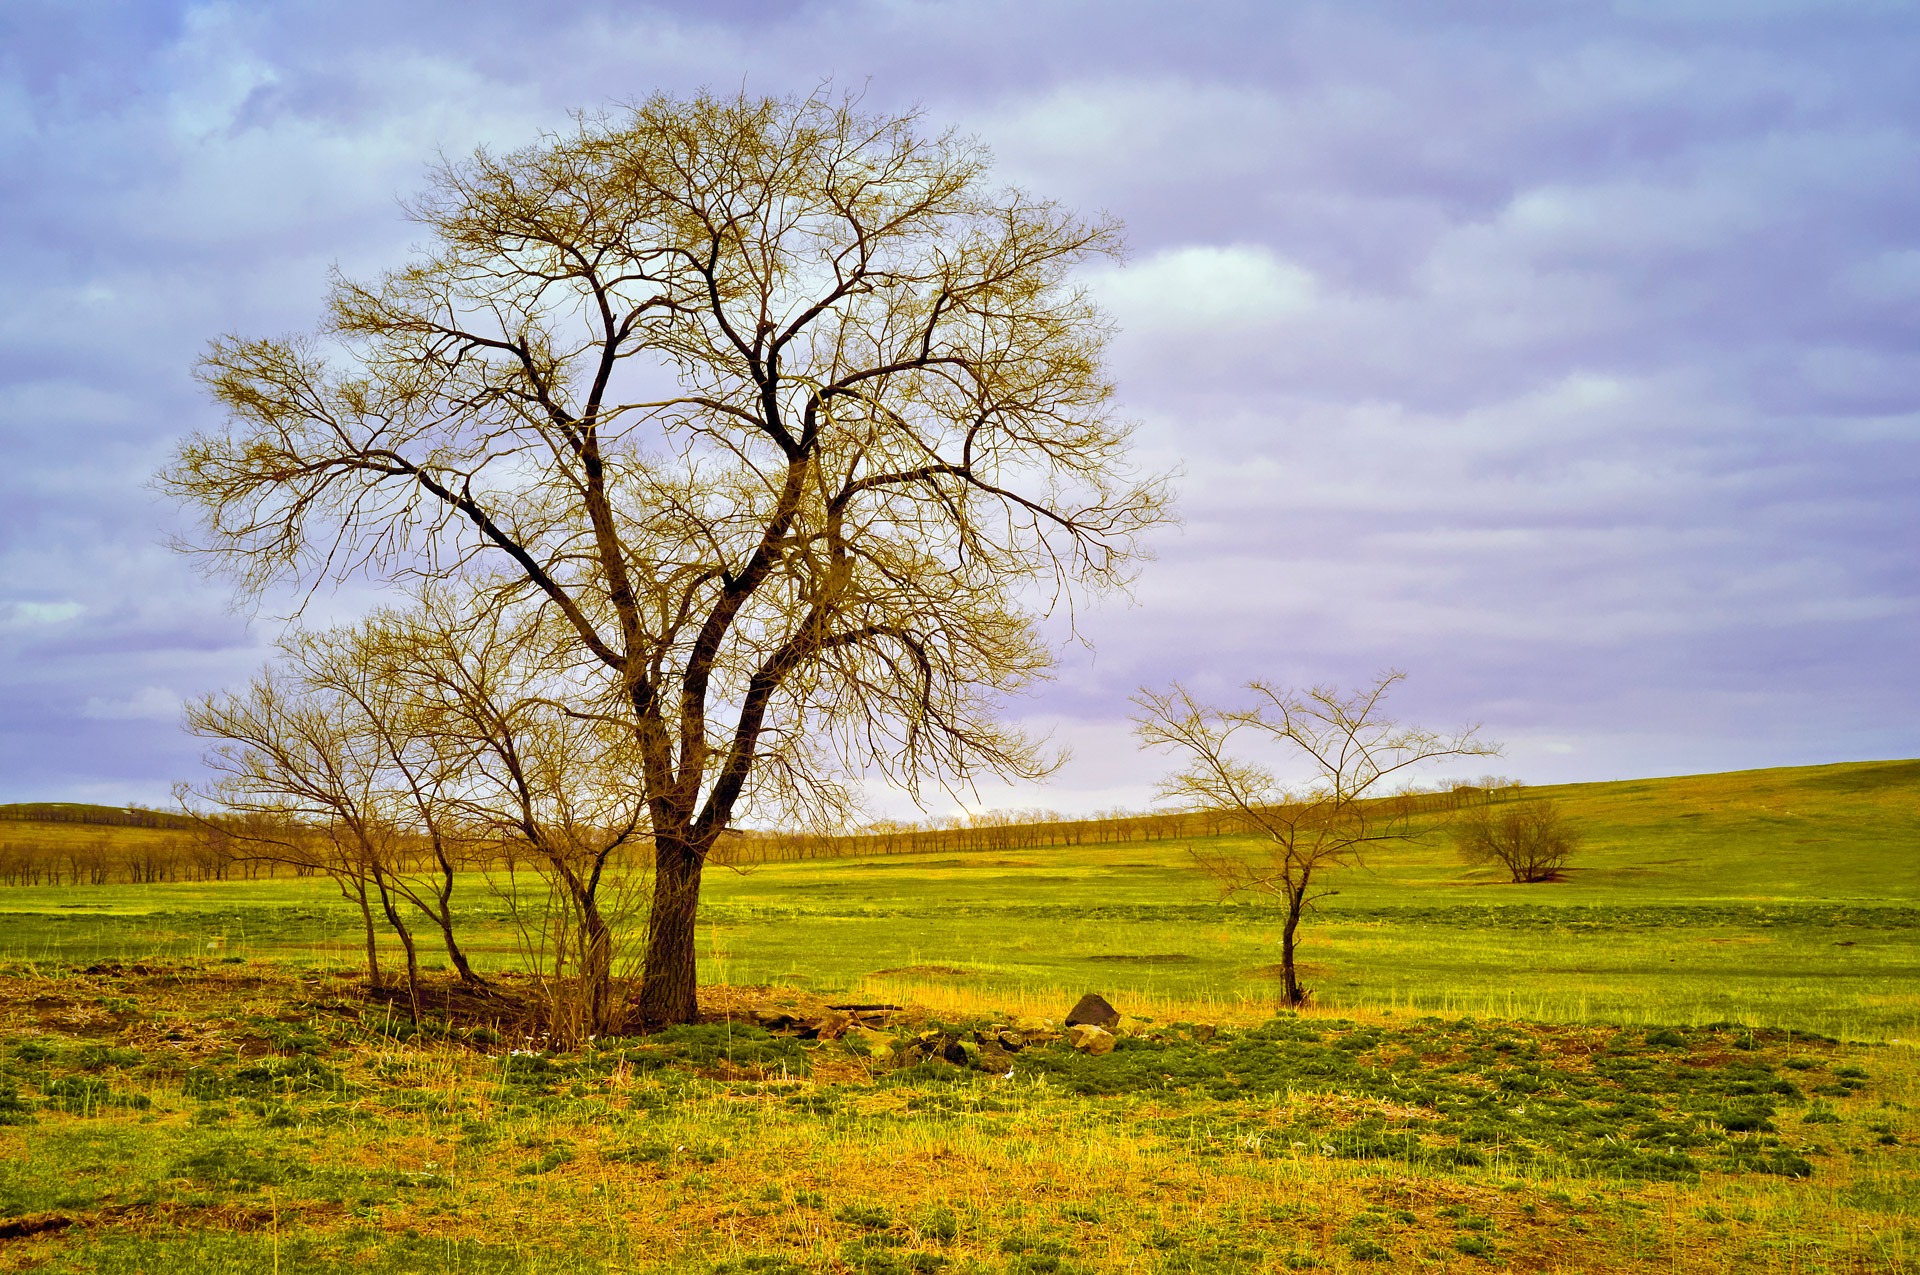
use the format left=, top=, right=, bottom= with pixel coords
left=1456, top=798, right=1582, bottom=883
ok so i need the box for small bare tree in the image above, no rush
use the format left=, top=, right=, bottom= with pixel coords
left=185, top=596, right=651, bottom=1042
left=1455, top=799, right=1580, bottom=882
left=381, top=592, right=651, bottom=1043
left=184, top=664, right=427, bottom=1008
left=284, top=620, right=495, bottom=993
left=1135, top=671, right=1498, bottom=1006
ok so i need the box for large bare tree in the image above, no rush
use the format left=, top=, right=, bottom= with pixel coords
left=1134, top=672, right=1497, bottom=1006
left=163, top=89, right=1168, bottom=1025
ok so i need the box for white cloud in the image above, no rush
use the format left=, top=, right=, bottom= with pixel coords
left=4, top=601, right=83, bottom=627
left=980, top=77, right=1284, bottom=195
left=1844, top=249, right=1920, bottom=303
left=81, top=686, right=185, bottom=722
left=1091, top=245, right=1319, bottom=336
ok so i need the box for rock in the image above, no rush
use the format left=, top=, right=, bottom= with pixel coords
left=1188, top=1022, right=1217, bottom=1043
left=847, top=1025, right=895, bottom=1059
left=740, top=990, right=861, bottom=1038
left=1067, top=1023, right=1116, bottom=1055
left=798, top=1010, right=850, bottom=1040
left=1065, top=993, right=1120, bottom=1031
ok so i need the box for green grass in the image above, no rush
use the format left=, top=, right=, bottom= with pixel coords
left=1, top=749, right=1916, bottom=1272
left=4, top=759, right=1915, bottom=1040
left=0, top=961, right=1915, bottom=1273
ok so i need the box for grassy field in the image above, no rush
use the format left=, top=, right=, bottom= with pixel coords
left=0, top=760, right=1914, bottom=1271
left=3, top=759, right=1916, bottom=1040
left=0, top=960, right=1915, bottom=1273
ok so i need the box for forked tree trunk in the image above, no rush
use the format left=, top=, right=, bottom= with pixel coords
left=637, top=832, right=705, bottom=1027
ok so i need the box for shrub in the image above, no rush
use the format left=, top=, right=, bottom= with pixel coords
left=1455, top=799, right=1582, bottom=882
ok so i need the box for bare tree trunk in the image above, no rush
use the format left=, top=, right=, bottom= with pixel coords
left=428, top=843, right=487, bottom=988
left=371, top=867, right=423, bottom=1021
left=637, top=833, right=702, bottom=1027
left=570, top=878, right=614, bottom=1036
left=1281, top=883, right=1308, bottom=1007
left=340, top=874, right=382, bottom=989
left=442, top=928, right=484, bottom=987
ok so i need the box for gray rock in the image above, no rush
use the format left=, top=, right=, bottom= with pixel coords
left=1065, top=992, right=1120, bottom=1031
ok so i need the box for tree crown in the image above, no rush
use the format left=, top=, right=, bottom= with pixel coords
left=165, top=88, right=1171, bottom=833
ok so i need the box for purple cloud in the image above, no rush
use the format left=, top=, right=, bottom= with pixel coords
left=0, top=0, right=1914, bottom=813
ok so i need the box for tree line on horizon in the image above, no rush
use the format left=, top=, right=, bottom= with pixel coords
left=716, top=778, right=1524, bottom=863
left=0, top=803, right=197, bottom=830
left=0, top=775, right=1527, bottom=885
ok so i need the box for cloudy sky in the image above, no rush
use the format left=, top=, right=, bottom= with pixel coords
left=2, top=0, right=1916, bottom=815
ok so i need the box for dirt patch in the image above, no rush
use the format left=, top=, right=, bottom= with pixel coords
left=1243, top=962, right=1332, bottom=979
left=0, top=1200, right=339, bottom=1248
left=0, top=1213, right=73, bottom=1241
left=867, top=964, right=975, bottom=978
left=1087, top=953, right=1196, bottom=965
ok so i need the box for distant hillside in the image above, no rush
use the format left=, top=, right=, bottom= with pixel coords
left=2, top=759, right=1914, bottom=888
left=0, top=802, right=195, bottom=831
left=719, top=759, right=1920, bottom=865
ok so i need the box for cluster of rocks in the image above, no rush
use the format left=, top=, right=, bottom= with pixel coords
left=729, top=989, right=1143, bottom=1072
left=861, top=992, right=1132, bottom=1072
left=859, top=1016, right=1057, bottom=1072
left=746, top=1000, right=891, bottom=1040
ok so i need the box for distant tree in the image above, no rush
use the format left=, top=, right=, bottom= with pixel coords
left=1455, top=799, right=1580, bottom=882
left=162, top=87, right=1169, bottom=1027
left=1135, top=671, right=1498, bottom=1006
left=63, top=832, right=113, bottom=886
